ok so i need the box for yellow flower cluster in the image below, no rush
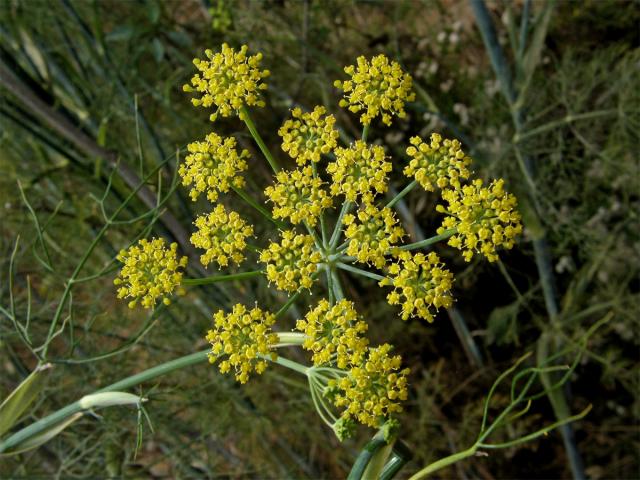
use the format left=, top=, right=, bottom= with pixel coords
left=437, top=179, right=523, bottom=262
left=179, top=132, right=248, bottom=202
left=264, top=166, right=333, bottom=227
left=279, top=106, right=339, bottom=165
left=380, top=251, right=453, bottom=322
left=259, top=231, right=321, bottom=292
left=404, top=133, right=472, bottom=191
left=296, top=299, right=369, bottom=369
left=328, top=141, right=391, bottom=203
left=334, top=54, right=415, bottom=126
left=114, top=238, right=187, bottom=309
left=190, top=204, right=254, bottom=268
left=206, top=304, right=279, bottom=384
left=183, top=44, right=270, bottom=121
left=343, top=204, right=405, bottom=268
left=327, top=344, right=410, bottom=428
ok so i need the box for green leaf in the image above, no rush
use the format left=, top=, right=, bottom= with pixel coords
left=0, top=364, right=52, bottom=437
left=105, top=25, right=135, bottom=42
left=147, top=0, right=161, bottom=24
left=487, top=303, right=520, bottom=346
left=151, top=38, right=164, bottom=63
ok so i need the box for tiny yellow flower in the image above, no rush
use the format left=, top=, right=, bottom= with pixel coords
left=264, top=166, right=333, bottom=227
left=278, top=106, right=339, bottom=165
left=179, top=132, right=249, bottom=203
left=190, top=204, right=254, bottom=268
left=296, top=299, right=369, bottom=369
left=326, top=344, right=410, bottom=428
left=334, top=54, right=415, bottom=126
left=259, top=230, right=321, bottom=292
left=183, top=43, right=270, bottom=121
left=437, top=178, right=523, bottom=262
left=343, top=203, right=405, bottom=268
left=380, top=251, right=453, bottom=322
left=114, top=238, right=187, bottom=309
left=404, top=133, right=472, bottom=191
left=328, top=141, right=391, bottom=203
left=206, top=303, right=279, bottom=384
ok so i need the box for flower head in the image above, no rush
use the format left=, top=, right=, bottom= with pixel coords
left=279, top=106, right=339, bottom=165
left=334, top=54, right=415, bottom=126
left=206, top=304, right=279, bottom=384
left=259, top=230, right=321, bottom=292
left=190, top=205, right=254, bottom=268
left=437, top=178, right=523, bottom=262
left=328, top=141, right=391, bottom=203
left=264, top=166, right=333, bottom=227
left=179, top=132, right=248, bottom=203
left=343, top=204, right=405, bottom=268
left=296, top=299, right=369, bottom=369
left=114, top=238, right=187, bottom=309
left=404, top=133, right=472, bottom=191
left=326, top=344, right=410, bottom=428
left=183, top=44, right=270, bottom=121
left=380, top=251, right=453, bottom=322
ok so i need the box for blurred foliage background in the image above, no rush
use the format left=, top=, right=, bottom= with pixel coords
left=0, top=0, right=638, bottom=478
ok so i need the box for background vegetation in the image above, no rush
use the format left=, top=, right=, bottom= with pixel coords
left=1, top=0, right=638, bottom=478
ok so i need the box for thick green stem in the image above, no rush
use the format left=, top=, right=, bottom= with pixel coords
left=241, top=106, right=280, bottom=172
left=274, top=332, right=308, bottom=346
left=0, top=329, right=305, bottom=454
left=0, top=349, right=210, bottom=453
left=182, top=270, right=263, bottom=286
left=361, top=124, right=370, bottom=142
left=272, top=356, right=310, bottom=376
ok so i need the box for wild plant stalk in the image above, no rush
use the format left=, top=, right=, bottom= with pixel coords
left=1, top=40, right=595, bottom=480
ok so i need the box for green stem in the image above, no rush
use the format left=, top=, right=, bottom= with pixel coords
left=274, top=332, right=308, bottom=346
left=514, top=109, right=617, bottom=143
left=0, top=349, right=210, bottom=453
left=272, top=356, right=309, bottom=376
left=361, top=124, right=370, bottom=142
left=330, top=267, right=344, bottom=300
left=330, top=201, right=353, bottom=249
left=232, top=185, right=282, bottom=228
left=41, top=161, right=170, bottom=359
left=397, top=229, right=455, bottom=251
left=240, top=106, right=280, bottom=172
left=182, top=270, right=263, bottom=286
left=0, top=328, right=307, bottom=454
left=335, top=262, right=386, bottom=282
left=386, top=180, right=418, bottom=209
left=408, top=445, right=477, bottom=480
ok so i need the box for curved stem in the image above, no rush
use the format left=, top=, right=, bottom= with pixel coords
left=408, top=445, right=477, bottom=480
left=0, top=329, right=307, bottom=454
